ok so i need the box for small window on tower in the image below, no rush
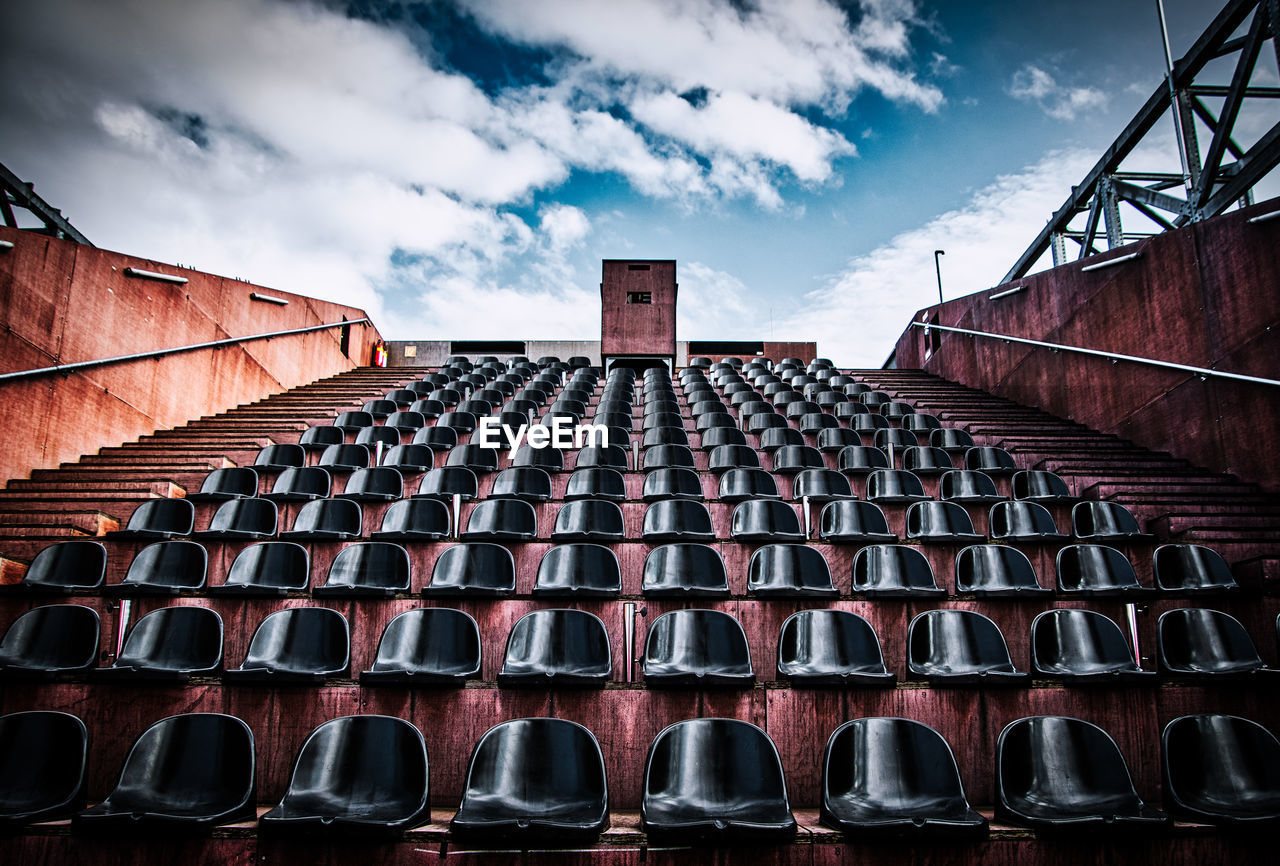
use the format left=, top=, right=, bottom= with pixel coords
left=627, top=291, right=652, bottom=304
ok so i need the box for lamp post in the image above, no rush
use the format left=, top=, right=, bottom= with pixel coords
left=933, top=250, right=945, bottom=305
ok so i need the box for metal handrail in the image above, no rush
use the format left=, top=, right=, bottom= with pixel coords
left=0, top=318, right=371, bottom=383
left=909, top=320, right=1280, bottom=388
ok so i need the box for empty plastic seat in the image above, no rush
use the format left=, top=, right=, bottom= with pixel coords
left=1057, top=544, right=1153, bottom=595
left=280, top=498, right=362, bottom=541
left=0, top=605, right=100, bottom=678
left=989, top=500, right=1064, bottom=540
left=817, top=427, right=860, bottom=452
left=445, top=444, right=499, bottom=474
left=224, top=607, right=350, bottom=683
left=1157, top=608, right=1270, bottom=678
left=99, top=606, right=222, bottom=682
left=939, top=469, right=1002, bottom=503
left=210, top=542, right=310, bottom=596
left=189, top=467, right=259, bottom=502
left=930, top=428, right=976, bottom=453
left=718, top=467, right=780, bottom=502
left=996, top=716, right=1167, bottom=830
left=643, top=467, right=703, bottom=501
left=901, top=413, right=944, bottom=435
left=837, top=445, right=890, bottom=476
left=424, top=543, right=516, bottom=597
left=194, top=498, right=278, bottom=540
left=360, top=608, right=481, bottom=686
left=314, top=542, right=410, bottom=598
left=414, top=466, right=478, bottom=501
left=74, top=713, right=254, bottom=832
left=263, top=466, right=331, bottom=502
left=955, top=545, right=1050, bottom=596
left=299, top=425, right=345, bottom=452
left=2, top=540, right=106, bottom=593
left=792, top=468, right=853, bottom=502
left=642, top=445, right=696, bottom=473
left=777, top=610, right=892, bottom=686
left=508, top=444, right=563, bottom=473
left=574, top=444, right=629, bottom=470
left=851, top=545, right=943, bottom=596
left=821, top=718, right=985, bottom=837
left=758, top=427, right=805, bottom=452
left=798, top=413, right=840, bottom=435
left=253, top=443, right=306, bottom=472
left=452, top=718, right=608, bottom=841
left=1072, top=501, right=1148, bottom=539
left=412, top=425, right=458, bottom=452
left=644, top=608, right=753, bottom=687
left=533, top=544, right=621, bottom=597
left=642, top=719, right=793, bottom=841
left=771, top=445, right=824, bottom=475
left=564, top=466, right=626, bottom=501
left=1013, top=469, right=1072, bottom=501
left=1161, top=714, right=1280, bottom=826
left=462, top=499, right=537, bottom=540
left=355, top=424, right=399, bottom=452
left=865, top=469, right=929, bottom=503
left=850, top=413, right=890, bottom=434
left=963, top=446, right=1016, bottom=474
left=385, top=389, right=419, bottom=407
left=0, top=711, right=87, bottom=827
left=548, top=499, right=622, bottom=542
left=499, top=610, right=611, bottom=687
left=261, top=715, right=428, bottom=834
left=114, top=541, right=207, bottom=595
left=335, top=467, right=403, bottom=502
left=642, top=543, right=729, bottom=597
left=747, top=412, right=788, bottom=435
left=908, top=610, right=1028, bottom=685
left=111, top=498, right=194, bottom=540
left=1030, top=609, right=1153, bottom=682
left=818, top=500, right=895, bottom=543
left=642, top=500, right=714, bottom=542
left=383, top=412, right=427, bottom=434
left=731, top=500, right=804, bottom=542
left=642, top=426, right=689, bottom=449
left=317, top=443, right=370, bottom=473
left=362, top=399, right=399, bottom=419
left=438, top=410, right=479, bottom=433
left=745, top=544, right=835, bottom=598
left=1153, top=543, right=1237, bottom=593
left=381, top=443, right=434, bottom=473
left=874, top=428, right=918, bottom=451
left=905, top=501, right=984, bottom=543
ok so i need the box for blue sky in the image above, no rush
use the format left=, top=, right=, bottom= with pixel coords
left=1, top=0, right=1272, bottom=365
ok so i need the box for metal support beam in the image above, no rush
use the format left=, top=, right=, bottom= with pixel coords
left=0, top=161, right=92, bottom=245
left=1001, top=0, right=1274, bottom=283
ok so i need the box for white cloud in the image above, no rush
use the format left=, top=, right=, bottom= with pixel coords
left=1008, top=64, right=1107, bottom=121
left=780, top=147, right=1099, bottom=367
left=0, top=0, right=947, bottom=345
left=677, top=262, right=766, bottom=340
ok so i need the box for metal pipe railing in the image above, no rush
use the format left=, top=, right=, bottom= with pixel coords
left=910, top=320, right=1280, bottom=388
left=0, top=318, right=370, bottom=384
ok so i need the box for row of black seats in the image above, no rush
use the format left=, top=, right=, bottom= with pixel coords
left=112, top=495, right=1148, bottom=549
left=4, top=538, right=1235, bottom=598
left=3, top=602, right=1274, bottom=685
left=4, top=710, right=1278, bottom=838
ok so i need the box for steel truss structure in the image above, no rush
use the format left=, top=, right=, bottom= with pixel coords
left=1002, top=0, right=1280, bottom=284
left=0, top=160, right=92, bottom=246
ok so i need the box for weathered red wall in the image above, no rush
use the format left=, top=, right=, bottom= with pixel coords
left=0, top=227, right=381, bottom=485
left=601, top=260, right=677, bottom=357
left=890, top=197, right=1280, bottom=491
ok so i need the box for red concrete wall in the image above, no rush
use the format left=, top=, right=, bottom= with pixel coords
left=889, top=197, right=1280, bottom=492
left=0, top=227, right=381, bottom=485
left=600, top=260, right=677, bottom=357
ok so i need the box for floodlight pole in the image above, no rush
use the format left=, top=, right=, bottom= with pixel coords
left=933, top=250, right=945, bottom=305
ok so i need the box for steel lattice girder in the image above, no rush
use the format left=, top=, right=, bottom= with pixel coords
left=1003, top=0, right=1280, bottom=284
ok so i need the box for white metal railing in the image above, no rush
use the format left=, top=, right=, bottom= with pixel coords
left=910, top=320, right=1280, bottom=388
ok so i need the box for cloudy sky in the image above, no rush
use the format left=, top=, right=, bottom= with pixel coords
left=1, top=0, right=1271, bottom=365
